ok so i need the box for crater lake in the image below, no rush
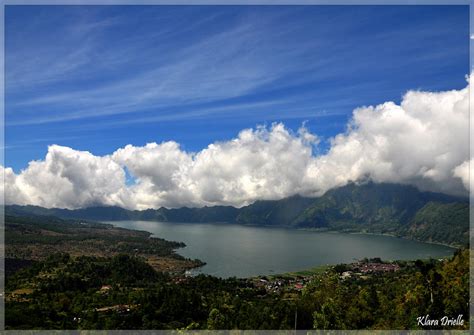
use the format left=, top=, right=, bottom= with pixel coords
left=109, top=220, right=456, bottom=278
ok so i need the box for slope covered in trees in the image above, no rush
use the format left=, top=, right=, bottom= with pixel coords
left=7, top=182, right=469, bottom=247
left=5, top=249, right=469, bottom=330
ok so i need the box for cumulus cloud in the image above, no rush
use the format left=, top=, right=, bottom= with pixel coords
left=304, top=84, right=469, bottom=196
left=109, top=124, right=320, bottom=209
left=453, top=159, right=472, bottom=192
left=2, top=145, right=132, bottom=209
left=2, top=80, right=470, bottom=209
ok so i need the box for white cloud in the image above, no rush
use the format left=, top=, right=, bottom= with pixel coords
left=3, top=145, right=132, bottom=209
left=303, top=84, right=469, bottom=197
left=112, top=142, right=196, bottom=209
left=453, top=159, right=472, bottom=193
left=1, top=166, right=28, bottom=206
left=2, top=80, right=470, bottom=209
left=109, top=124, right=319, bottom=209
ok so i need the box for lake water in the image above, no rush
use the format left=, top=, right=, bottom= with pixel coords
left=109, top=220, right=456, bottom=278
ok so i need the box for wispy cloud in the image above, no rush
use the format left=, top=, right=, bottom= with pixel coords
left=6, top=9, right=120, bottom=90
left=5, top=5, right=469, bottom=172
left=7, top=7, right=391, bottom=126
left=8, top=10, right=317, bottom=124
left=2, top=80, right=470, bottom=209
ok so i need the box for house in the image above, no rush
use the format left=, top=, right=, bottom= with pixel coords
left=341, top=271, right=352, bottom=279
left=294, top=283, right=304, bottom=290
left=99, top=285, right=112, bottom=293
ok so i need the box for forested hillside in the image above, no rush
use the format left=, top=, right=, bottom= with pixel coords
left=5, top=249, right=469, bottom=330
left=6, top=182, right=469, bottom=247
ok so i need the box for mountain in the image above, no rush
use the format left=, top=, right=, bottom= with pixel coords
left=5, top=182, right=469, bottom=247
left=5, top=205, right=139, bottom=221
left=5, top=204, right=239, bottom=223
left=235, top=195, right=315, bottom=226
left=287, top=182, right=469, bottom=246
left=400, top=202, right=469, bottom=247
left=160, top=206, right=239, bottom=223
left=291, top=182, right=465, bottom=228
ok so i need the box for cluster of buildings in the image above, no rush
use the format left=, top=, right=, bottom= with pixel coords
left=340, top=261, right=401, bottom=280
left=356, top=262, right=401, bottom=273
left=251, top=275, right=313, bottom=293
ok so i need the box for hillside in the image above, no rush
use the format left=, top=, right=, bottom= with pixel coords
left=287, top=183, right=469, bottom=246
left=5, top=214, right=204, bottom=273
left=5, top=204, right=239, bottom=223
left=235, top=195, right=315, bottom=226
left=6, top=182, right=469, bottom=247
left=5, top=248, right=469, bottom=330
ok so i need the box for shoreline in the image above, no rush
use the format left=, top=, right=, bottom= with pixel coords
left=291, top=226, right=461, bottom=249
left=105, top=220, right=460, bottom=278
left=339, top=230, right=461, bottom=249
left=150, top=219, right=461, bottom=249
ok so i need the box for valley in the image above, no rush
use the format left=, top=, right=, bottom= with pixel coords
left=7, top=182, right=470, bottom=247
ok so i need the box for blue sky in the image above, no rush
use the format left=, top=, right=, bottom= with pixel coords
left=5, top=5, right=469, bottom=172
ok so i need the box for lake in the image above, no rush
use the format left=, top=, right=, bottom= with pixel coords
left=109, top=220, right=456, bottom=278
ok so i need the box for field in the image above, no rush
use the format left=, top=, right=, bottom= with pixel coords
left=5, top=214, right=204, bottom=273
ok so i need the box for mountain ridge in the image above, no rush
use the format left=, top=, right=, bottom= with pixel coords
left=5, top=182, right=469, bottom=247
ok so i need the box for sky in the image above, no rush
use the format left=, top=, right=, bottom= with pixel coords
left=3, top=5, right=471, bottom=209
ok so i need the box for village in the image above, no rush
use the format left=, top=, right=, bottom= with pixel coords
left=339, top=260, right=401, bottom=280
left=164, top=258, right=405, bottom=297
left=250, top=275, right=311, bottom=293
left=248, top=259, right=402, bottom=294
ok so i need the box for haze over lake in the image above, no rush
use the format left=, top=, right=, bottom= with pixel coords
left=110, top=221, right=455, bottom=278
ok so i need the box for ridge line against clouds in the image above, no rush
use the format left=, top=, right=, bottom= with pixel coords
left=2, top=80, right=470, bottom=210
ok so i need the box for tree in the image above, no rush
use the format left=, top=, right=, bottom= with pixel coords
left=207, top=308, right=227, bottom=330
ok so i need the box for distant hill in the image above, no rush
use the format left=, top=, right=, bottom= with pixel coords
left=5, top=204, right=239, bottom=223
left=287, top=182, right=469, bottom=247
left=6, top=182, right=469, bottom=247
left=235, top=195, right=315, bottom=226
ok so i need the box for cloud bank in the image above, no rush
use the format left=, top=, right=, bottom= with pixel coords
left=2, top=81, right=470, bottom=209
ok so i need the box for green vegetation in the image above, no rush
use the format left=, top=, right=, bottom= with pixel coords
left=236, top=195, right=315, bottom=226
left=5, top=249, right=468, bottom=330
left=5, top=214, right=204, bottom=272
left=275, top=264, right=331, bottom=277
left=6, top=182, right=469, bottom=247
left=306, top=249, right=469, bottom=329
left=4, top=210, right=468, bottom=330
left=290, top=182, right=469, bottom=247
left=401, top=202, right=469, bottom=246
